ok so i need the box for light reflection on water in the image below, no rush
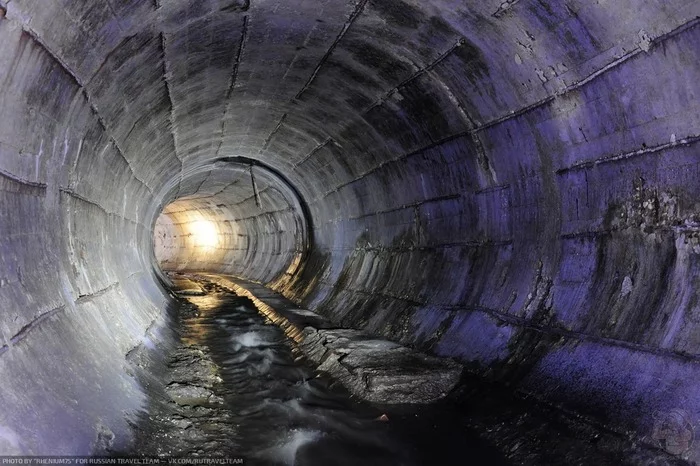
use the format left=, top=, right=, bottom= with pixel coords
left=177, top=287, right=507, bottom=466
left=182, top=291, right=414, bottom=466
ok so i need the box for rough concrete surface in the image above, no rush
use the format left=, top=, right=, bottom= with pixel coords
left=302, top=327, right=463, bottom=404
left=0, top=0, right=698, bottom=461
left=198, top=273, right=463, bottom=404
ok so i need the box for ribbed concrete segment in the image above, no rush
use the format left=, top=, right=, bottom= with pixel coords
left=0, top=0, right=698, bottom=460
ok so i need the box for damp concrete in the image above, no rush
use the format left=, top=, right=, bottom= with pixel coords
left=121, top=275, right=688, bottom=465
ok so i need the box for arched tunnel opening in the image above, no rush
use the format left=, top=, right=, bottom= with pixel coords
left=151, top=158, right=310, bottom=284
left=0, top=0, right=698, bottom=463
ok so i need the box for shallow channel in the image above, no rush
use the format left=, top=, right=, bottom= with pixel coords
left=126, top=281, right=507, bottom=465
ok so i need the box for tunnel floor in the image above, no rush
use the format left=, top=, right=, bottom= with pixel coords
left=121, top=277, right=686, bottom=465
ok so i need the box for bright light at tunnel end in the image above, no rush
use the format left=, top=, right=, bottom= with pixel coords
left=190, top=220, right=219, bottom=249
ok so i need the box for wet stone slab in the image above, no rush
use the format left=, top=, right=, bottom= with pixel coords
left=169, top=274, right=207, bottom=296
left=301, top=327, right=463, bottom=404
left=197, top=274, right=464, bottom=404
left=167, top=346, right=223, bottom=389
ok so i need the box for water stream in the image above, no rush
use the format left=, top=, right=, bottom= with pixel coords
left=128, top=282, right=506, bottom=465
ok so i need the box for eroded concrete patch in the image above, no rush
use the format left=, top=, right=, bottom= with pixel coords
left=196, top=273, right=463, bottom=404
left=302, top=327, right=463, bottom=404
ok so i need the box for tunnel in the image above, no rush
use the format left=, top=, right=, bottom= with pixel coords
left=0, top=0, right=699, bottom=463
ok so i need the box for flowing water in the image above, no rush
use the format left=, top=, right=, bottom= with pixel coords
left=125, top=280, right=685, bottom=465
left=129, top=284, right=508, bottom=465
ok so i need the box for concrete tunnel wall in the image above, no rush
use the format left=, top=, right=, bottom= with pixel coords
left=153, top=161, right=308, bottom=284
left=0, top=0, right=698, bottom=455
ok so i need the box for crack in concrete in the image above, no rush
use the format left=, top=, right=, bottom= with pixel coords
left=362, top=38, right=466, bottom=115
left=292, top=137, right=334, bottom=169
left=8, top=306, right=64, bottom=347
left=75, top=282, right=120, bottom=305
left=0, top=168, right=48, bottom=193
left=59, top=188, right=146, bottom=228
left=257, top=113, right=287, bottom=156
left=16, top=26, right=154, bottom=195
left=215, top=14, right=250, bottom=160
left=475, top=16, right=700, bottom=134
left=294, top=0, right=369, bottom=101
left=557, top=134, right=700, bottom=174
left=159, top=32, right=184, bottom=167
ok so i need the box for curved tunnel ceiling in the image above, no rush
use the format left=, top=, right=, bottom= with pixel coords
left=0, top=0, right=698, bottom=456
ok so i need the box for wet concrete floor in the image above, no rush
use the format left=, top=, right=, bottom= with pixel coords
left=123, top=278, right=687, bottom=465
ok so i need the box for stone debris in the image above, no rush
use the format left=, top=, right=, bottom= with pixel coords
left=170, top=418, right=193, bottom=430
left=300, top=327, right=463, bottom=404
left=200, top=274, right=465, bottom=405
left=165, top=382, right=221, bottom=405
left=168, top=346, right=220, bottom=388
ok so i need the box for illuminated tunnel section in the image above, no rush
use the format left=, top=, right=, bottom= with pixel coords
left=153, top=160, right=309, bottom=286
left=0, top=0, right=697, bottom=458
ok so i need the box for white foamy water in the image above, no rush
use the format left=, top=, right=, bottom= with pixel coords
left=248, top=354, right=273, bottom=375
left=232, top=331, right=272, bottom=348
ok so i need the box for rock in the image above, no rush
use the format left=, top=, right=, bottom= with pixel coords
left=171, top=418, right=193, bottom=429
left=93, top=424, right=115, bottom=454
left=166, top=383, right=215, bottom=405
left=299, top=328, right=462, bottom=404
left=170, top=277, right=207, bottom=296
left=182, top=427, right=207, bottom=442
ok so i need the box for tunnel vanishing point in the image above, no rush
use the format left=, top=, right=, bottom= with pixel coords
left=0, top=0, right=698, bottom=461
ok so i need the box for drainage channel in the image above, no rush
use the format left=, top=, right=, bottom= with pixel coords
left=122, top=275, right=685, bottom=466
left=122, top=276, right=507, bottom=465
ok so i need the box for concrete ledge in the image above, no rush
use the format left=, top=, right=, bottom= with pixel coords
left=301, top=327, right=463, bottom=404
left=193, top=273, right=463, bottom=404
left=169, top=275, right=206, bottom=296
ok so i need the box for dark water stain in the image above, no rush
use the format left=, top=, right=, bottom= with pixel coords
left=314, top=232, right=371, bottom=314
left=587, top=225, right=677, bottom=343
left=398, top=77, right=456, bottom=138
left=286, top=248, right=331, bottom=301
left=316, top=230, right=426, bottom=330
left=451, top=38, right=490, bottom=83
left=342, top=38, right=414, bottom=84
left=368, top=0, right=423, bottom=29
left=428, top=15, right=454, bottom=38
left=220, top=0, right=250, bottom=12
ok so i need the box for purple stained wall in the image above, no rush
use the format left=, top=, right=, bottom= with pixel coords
left=0, top=0, right=698, bottom=456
